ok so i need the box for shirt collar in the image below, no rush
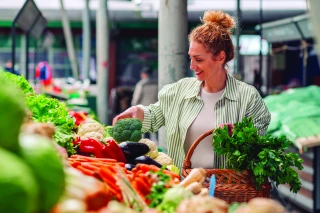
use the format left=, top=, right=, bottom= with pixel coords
left=185, top=72, right=238, bottom=101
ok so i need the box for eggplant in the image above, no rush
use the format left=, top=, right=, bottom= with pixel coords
left=134, top=156, right=163, bottom=168
left=119, top=142, right=150, bottom=160
left=125, top=163, right=136, bottom=171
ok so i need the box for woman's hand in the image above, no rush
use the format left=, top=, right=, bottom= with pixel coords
left=112, top=106, right=144, bottom=125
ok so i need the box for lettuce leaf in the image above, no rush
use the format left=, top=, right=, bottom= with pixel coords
left=26, top=95, right=76, bottom=155
left=0, top=71, right=34, bottom=95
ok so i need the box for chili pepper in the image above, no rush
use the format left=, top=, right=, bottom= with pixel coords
left=78, top=138, right=105, bottom=158
left=102, top=139, right=127, bottom=163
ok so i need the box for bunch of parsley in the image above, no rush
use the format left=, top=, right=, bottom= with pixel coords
left=212, top=117, right=304, bottom=193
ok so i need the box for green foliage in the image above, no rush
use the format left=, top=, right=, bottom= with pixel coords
left=212, top=117, right=304, bottom=193
left=0, top=71, right=34, bottom=95
left=0, top=73, right=26, bottom=153
left=146, top=167, right=171, bottom=208
left=26, top=95, right=76, bottom=155
left=112, top=118, right=142, bottom=143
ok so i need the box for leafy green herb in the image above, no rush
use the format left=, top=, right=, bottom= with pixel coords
left=146, top=167, right=171, bottom=208
left=213, top=117, right=304, bottom=193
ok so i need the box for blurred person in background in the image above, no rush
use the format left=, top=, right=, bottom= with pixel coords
left=131, top=66, right=158, bottom=139
left=4, top=61, right=20, bottom=75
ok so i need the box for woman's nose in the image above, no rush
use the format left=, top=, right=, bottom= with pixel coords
left=190, top=63, right=196, bottom=71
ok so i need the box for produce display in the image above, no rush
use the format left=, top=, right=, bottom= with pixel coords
left=0, top=72, right=296, bottom=213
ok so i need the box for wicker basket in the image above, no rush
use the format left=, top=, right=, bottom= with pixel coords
left=182, top=128, right=272, bottom=204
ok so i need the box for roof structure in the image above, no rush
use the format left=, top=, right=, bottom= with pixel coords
left=0, top=0, right=308, bottom=22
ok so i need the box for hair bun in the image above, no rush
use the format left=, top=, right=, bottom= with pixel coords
left=202, top=10, right=236, bottom=31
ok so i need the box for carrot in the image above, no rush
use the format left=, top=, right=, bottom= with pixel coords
left=81, top=163, right=100, bottom=171
left=77, top=166, right=95, bottom=176
left=90, top=162, right=125, bottom=167
left=134, top=177, right=151, bottom=195
left=99, top=167, right=116, bottom=181
left=70, top=161, right=81, bottom=168
left=69, top=155, right=117, bottom=162
left=136, top=164, right=160, bottom=173
left=95, top=158, right=117, bottom=162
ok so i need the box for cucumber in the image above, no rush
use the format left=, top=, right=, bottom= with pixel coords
left=119, top=142, right=150, bottom=160
left=134, top=156, right=163, bottom=168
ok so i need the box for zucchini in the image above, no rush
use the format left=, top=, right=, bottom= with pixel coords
left=134, top=156, right=163, bottom=168
left=119, top=142, right=150, bottom=160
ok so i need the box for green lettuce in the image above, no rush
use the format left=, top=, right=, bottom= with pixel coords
left=0, top=71, right=34, bottom=95
left=26, top=95, right=76, bottom=155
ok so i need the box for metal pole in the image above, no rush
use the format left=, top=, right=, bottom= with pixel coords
left=235, top=0, right=242, bottom=79
left=34, top=38, right=37, bottom=82
left=266, top=43, right=272, bottom=95
left=258, top=0, right=263, bottom=93
left=158, top=0, right=188, bottom=151
left=11, top=24, right=16, bottom=73
left=20, top=35, right=26, bottom=77
left=96, top=0, right=109, bottom=124
left=60, top=0, right=79, bottom=80
left=26, top=33, right=30, bottom=80
left=310, top=0, right=320, bottom=56
left=82, top=0, right=91, bottom=80
left=313, top=147, right=320, bottom=213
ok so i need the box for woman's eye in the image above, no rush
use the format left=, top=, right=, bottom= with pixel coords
left=196, top=59, right=202, bottom=62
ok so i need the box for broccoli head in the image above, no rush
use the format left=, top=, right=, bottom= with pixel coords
left=112, top=118, right=142, bottom=143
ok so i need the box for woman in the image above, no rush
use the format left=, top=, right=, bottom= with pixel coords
left=113, top=10, right=271, bottom=170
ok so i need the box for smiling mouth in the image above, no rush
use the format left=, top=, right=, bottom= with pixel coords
left=195, top=71, right=203, bottom=75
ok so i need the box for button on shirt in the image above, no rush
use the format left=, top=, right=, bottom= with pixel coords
left=138, top=72, right=271, bottom=170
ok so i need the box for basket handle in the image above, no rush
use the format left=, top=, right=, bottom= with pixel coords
left=183, top=128, right=215, bottom=170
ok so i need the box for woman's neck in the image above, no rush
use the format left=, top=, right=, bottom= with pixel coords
left=203, top=69, right=227, bottom=93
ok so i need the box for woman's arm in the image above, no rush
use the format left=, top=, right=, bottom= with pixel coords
left=245, top=89, right=271, bottom=136
left=114, top=83, right=176, bottom=133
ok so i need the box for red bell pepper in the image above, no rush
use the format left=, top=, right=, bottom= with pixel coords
left=102, top=139, right=127, bottom=163
left=77, top=138, right=105, bottom=158
left=69, top=111, right=87, bottom=126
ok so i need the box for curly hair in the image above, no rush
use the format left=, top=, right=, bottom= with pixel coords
left=188, top=10, right=236, bottom=65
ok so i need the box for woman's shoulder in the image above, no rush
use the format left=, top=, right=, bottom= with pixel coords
left=233, top=78, right=260, bottom=97
left=159, top=77, right=200, bottom=98
left=161, top=77, right=199, bottom=91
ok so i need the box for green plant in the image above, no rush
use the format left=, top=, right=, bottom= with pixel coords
left=212, top=117, right=304, bottom=193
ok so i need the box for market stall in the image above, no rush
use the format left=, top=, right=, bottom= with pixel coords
left=261, top=14, right=320, bottom=212
left=0, top=71, right=304, bottom=213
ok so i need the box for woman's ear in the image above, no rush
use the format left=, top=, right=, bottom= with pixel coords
left=212, top=51, right=226, bottom=64
left=217, top=51, right=226, bottom=63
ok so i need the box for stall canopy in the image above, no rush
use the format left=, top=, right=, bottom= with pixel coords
left=257, top=13, right=313, bottom=43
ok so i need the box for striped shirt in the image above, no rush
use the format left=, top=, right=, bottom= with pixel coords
left=138, top=72, right=271, bottom=170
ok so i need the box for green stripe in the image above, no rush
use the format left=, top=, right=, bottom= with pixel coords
left=139, top=72, right=271, bottom=170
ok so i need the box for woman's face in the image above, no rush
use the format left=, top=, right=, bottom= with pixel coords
left=188, top=41, right=225, bottom=81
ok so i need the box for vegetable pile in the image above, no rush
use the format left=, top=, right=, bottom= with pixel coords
left=213, top=117, right=304, bottom=193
